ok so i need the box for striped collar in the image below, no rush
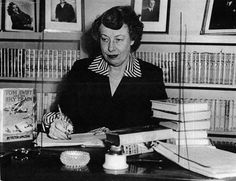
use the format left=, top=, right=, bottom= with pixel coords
left=88, top=55, right=142, bottom=77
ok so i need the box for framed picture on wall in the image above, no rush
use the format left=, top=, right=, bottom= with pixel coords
left=133, top=0, right=170, bottom=33
left=4, top=0, right=36, bottom=32
left=84, top=0, right=132, bottom=31
left=0, top=0, right=2, bottom=30
left=201, top=0, right=236, bottom=34
left=45, top=0, right=82, bottom=32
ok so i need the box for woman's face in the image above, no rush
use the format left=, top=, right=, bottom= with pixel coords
left=99, top=23, right=134, bottom=67
left=12, top=4, right=19, bottom=13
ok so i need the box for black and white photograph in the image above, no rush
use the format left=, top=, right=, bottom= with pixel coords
left=141, top=0, right=160, bottom=22
left=4, top=0, right=35, bottom=31
left=134, top=0, right=169, bottom=32
left=202, top=0, right=236, bottom=34
left=45, top=0, right=81, bottom=31
left=1, top=0, right=236, bottom=180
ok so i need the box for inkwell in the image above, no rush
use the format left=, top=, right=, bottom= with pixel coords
left=103, top=145, right=128, bottom=171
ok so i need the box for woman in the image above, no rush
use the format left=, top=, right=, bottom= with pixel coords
left=43, top=6, right=167, bottom=139
left=7, top=2, right=33, bottom=30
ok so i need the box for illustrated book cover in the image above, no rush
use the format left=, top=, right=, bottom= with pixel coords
left=0, top=88, right=35, bottom=142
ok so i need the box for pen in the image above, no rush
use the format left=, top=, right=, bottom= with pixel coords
left=58, top=105, right=71, bottom=140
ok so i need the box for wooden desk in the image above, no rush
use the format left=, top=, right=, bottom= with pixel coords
left=1, top=145, right=235, bottom=181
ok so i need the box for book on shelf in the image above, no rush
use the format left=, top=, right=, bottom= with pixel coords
left=167, top=137, right=210, bottom=146
left=36, top=92, right=57, bottom=124
left=0, top=88, right=36, bottom=142
left=151, top=98, right=209, bottom=113
left=153, top=141, right=236, bottom=179
left=105, top=125, right=174, bottom=146
left=153, top=109, right=211, bottom=122
left=159, top=120, right=210, bottom=131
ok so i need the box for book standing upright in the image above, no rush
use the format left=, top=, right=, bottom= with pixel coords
left=0, top=88, right=35, bottom=142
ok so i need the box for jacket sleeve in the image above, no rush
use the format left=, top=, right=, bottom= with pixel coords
left=152, top=66, right=168, bottom=100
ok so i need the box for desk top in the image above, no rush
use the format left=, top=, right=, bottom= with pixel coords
left=1, top=145, right=235, bottom=181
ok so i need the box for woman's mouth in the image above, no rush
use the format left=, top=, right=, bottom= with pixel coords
left=107, top=54, right=118, bottom=59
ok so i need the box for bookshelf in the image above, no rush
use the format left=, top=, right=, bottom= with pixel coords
left=0, top=31, right=81, bottom=49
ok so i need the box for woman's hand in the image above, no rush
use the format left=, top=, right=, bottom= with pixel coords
left=48, top=118, right=73, bottom=140
left=43, top=111, right=73, bottom=140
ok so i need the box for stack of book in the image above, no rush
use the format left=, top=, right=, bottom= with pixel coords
left=151, top=98, right=211, bottom=146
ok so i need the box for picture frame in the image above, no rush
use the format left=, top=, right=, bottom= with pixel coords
left=133, top=0, right=169, bottom=33
left=4, top=0, right=36, bottom=32
left=0, top=0, right=2, bottom=30
left=45, top=0, right=82, bottom=32
left=201, top=0, right=236, bottom=35
left=84, top=0, right=132, bottom=31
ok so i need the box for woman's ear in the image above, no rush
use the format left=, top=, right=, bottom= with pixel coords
left=130, top=40, right=134, bottom=45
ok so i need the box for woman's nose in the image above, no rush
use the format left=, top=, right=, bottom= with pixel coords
left=108, top=41, right=115, bottom=52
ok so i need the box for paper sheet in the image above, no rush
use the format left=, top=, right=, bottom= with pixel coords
left=35, top=132, right=105, bottom=147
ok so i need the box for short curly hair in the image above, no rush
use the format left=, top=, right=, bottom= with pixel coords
left=7, top=2, right=19, bottom=16
left=91, top=6, right=144, bottom=52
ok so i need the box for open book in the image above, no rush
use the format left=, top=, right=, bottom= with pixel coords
left=153, top=141, right=236, bottom=179
left=35, top=132, right=106, bottom=147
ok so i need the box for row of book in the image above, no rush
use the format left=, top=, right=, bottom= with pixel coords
left=0, top=48, right=80, bottom=79
left=1, top=48, right=236, bottom=86
left=208, top=99, right=236, bottom=132
left=134, top=51, right=236, bottom=85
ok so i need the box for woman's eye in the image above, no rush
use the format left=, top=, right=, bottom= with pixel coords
left=101, top=37, right=109, bottom=42
left=116, top=39, right=123, bottom=42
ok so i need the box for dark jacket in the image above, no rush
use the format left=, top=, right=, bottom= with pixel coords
left=141, top=4, right=160, bottom=22
left=55, top=2, right=76, bottom=22
left=53, top=56, right=167, bottom=132
left=11, top=12, right=33, bottom=30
